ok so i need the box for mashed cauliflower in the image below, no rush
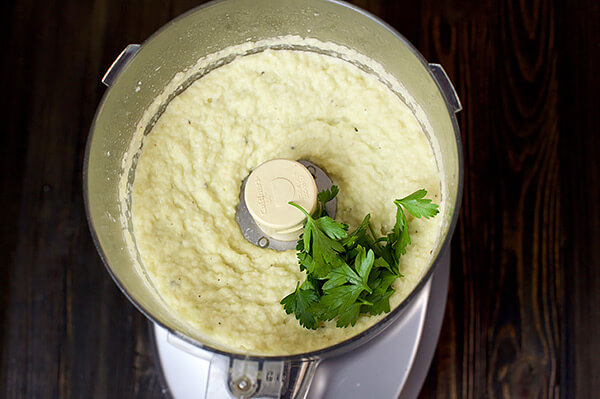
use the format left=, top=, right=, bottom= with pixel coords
left=130, top=48, right=442, bottom=355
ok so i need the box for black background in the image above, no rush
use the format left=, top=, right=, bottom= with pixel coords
left=1, top=0, right=598, bottom=397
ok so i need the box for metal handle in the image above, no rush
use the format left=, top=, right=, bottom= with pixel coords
left=101, top=44, right=141, bottom=87
left=206, top=356, right=320, bottom=399
left=428, top=63, right=462, bottom=113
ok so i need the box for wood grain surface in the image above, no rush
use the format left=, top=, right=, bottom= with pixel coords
left=1, top=0, right=598, bottom=398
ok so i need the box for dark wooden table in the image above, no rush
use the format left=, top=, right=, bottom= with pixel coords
left=1, top=0, right=598, bottom=397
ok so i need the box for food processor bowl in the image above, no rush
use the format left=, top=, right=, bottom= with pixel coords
left=84, top=0, right=463, bottom=397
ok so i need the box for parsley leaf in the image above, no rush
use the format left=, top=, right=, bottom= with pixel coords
left=351, top=246, right=374, bottom=294
left=315, top=216, right=348, bottom=240
left=321, top=247, right=374, bottom=294
left=386, top=204, right=410, bottom=261
left=317, top=185, right=339, bottom=205
left=395, top=189, right=439, bottom=219
left=342, top=214, right=370, bottom=247
left=280, top=282, right=319, bottom=329
left=366, top=288, right=394, bottom=315
left=336, top=303, right=362, bottom=327
left=373, top=256, right=398, bottom=274
left=315, top=185, right=339, bottom=217
left=297, top=251, right=315, bottom=273
left=289, top=202, right=345, bottom=278
left=317, top=284, right=364, bottom=321
left=322, top=263, right=357, bottom=290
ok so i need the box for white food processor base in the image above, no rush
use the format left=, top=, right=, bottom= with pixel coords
left=150, top=250, right=450, bottom=399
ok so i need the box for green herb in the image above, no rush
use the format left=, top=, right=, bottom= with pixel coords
left=280, top=186, right=439, bottom=329
left=288, top=202, right=347, bottom=278
left=280, top=282, right=319, bottom=329
left=315, top=185, right=339, bottom=217
left=395, top=189, right=439, bottom=219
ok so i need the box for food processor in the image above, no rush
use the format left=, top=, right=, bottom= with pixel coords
left=84, top=0, right=463, bottom=397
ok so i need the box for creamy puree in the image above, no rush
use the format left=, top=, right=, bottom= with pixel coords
left=131, top=49, right=442, bottom=355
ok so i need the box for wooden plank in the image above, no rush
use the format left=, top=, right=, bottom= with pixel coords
left=416, top=0, right=563, bottom=397
left=0, top=0, right=180, bottom=397
left=557, top=0, right=600, bottom=398
left=417, top=1, right=499, bottom=397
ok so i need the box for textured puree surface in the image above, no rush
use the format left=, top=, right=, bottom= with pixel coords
left=131, top=49, right=442, bottom=355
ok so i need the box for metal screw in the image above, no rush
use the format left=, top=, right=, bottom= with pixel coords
left=237, top=378, right=249, bottom=391
left=258, top=236, right=269, bottom=248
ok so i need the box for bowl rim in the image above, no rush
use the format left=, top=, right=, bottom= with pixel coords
left=83, top=0, right=464, bottom=362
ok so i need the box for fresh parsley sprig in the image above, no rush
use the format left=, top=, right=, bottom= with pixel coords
left=288, top=202, right=347, bottom=278
left=280, top=186, right=439, bottom=329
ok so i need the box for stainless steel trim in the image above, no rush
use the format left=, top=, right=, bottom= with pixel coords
left=428, top=63, right=462, bottom=113
left=101, top=44, right=141, bottom=87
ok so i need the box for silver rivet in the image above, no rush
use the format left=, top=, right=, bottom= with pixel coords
left=237, top=378, right=250, bottom=391
left=258, top=237, right=269, bottom=248
left=306, top=165, right=317, bottom=177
